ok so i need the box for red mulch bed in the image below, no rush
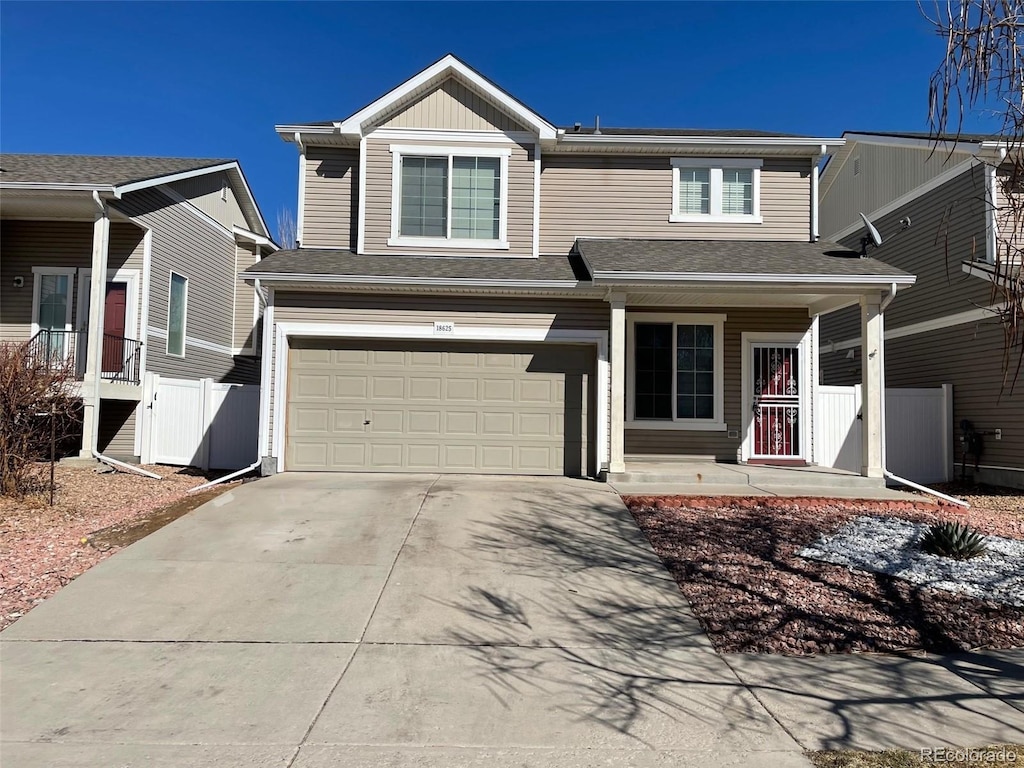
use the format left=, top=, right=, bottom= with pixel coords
left=624, top=495, right=1024, bottom=655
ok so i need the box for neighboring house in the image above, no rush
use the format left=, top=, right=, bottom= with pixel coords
left=247, top=54, right=913, bottom=480
left=818, top=131, right=1023, bottom=488
left=0, top=154, right=275, bottom=463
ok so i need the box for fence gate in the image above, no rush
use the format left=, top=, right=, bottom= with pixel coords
left=145, top=373, right=260, bottom=470
left=817, top=384, right=953, bottom=483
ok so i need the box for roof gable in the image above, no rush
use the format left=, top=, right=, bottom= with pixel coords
left=337, top=54, right=555, bottom=140
left=377, top=77, right=530, bottom=133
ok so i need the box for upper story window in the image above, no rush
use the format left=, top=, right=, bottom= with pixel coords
left=389, top=144, right=511, bottom=250
left=670, top=158, right=762, bottom=224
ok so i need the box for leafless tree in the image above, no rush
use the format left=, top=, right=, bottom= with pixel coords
left=923, top=0, right=1023, bottom=393
left=0, top=341, right=81, bottom=498
left=276, top=207, right=297, bottom=250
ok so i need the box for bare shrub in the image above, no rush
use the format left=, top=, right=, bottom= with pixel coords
left=0, top=341, right=81, bottom=498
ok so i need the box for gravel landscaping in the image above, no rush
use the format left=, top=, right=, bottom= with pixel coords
left=0, top=463, right=235, bottom=630
left=799, top=516, right=1024, bottom=608
left=624, top=494, right=1024, bottom=654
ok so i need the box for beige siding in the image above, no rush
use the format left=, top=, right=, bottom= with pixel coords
left=819, top=143, right=974, bottom=238
left=820, top=321, right=1024, bottom=470
left=539, top=156, right=812, bottom=254
left=378, top=78, right=528, bottom=132
left=233, top=241, right=259, bottom=351
left=624, top=307, right=812, bottom=461
left=167, top=171, right=249, bottom=232
left=819, top=165, right=991, bottom=356
left=302, top=147, right=358, bottom=249
left=0, top=220, right=144, bottom=342
left=112, top=189, right=258, bottom=384
left=995, top=165, right=1023, bottom=260
left=266, top=292, right=608, bottom=456
left=363, top=138, right=535, bottom=257
left=98, top=400, right=138, bottom=459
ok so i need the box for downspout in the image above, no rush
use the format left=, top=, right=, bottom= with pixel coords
left=810, top=144, right=824, bottom=242
left=187, top=277, right=268, bottom=493
left=876, top=282, right=968, bottom=506
left=87, top=192, right=161, bottom=480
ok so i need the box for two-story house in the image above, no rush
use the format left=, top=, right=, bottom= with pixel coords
left=819, top=131, right=1023, bottom=488
left=0, top=154, right=275, bottom=464
left=246, top=55, right=913, bottom=481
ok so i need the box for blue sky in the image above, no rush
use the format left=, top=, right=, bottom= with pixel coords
left=0, top=1, right=987, bottom=239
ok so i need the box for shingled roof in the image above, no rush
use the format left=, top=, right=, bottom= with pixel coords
left=0, top=154, right=232, bottom=187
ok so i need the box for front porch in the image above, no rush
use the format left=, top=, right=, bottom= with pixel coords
left=608, top=458, right=918, bottom=501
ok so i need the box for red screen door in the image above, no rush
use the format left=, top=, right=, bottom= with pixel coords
left=101, top=282, right=127, bottom=373
left=752, top=344, right=802, bottom=459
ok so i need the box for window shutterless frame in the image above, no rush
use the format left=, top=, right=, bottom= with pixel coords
left=670, top=158, right=763, bottom=224
left=388, top=144, right=511, bottom=250
left=166, top=271, right=188, bottom=357
left=625, top=313, right=727, bottom=431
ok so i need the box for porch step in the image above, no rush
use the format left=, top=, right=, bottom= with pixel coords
left=609, top=461, right=885, bottom=490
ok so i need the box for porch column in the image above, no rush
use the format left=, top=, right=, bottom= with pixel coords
left=608, top=292, right=627, bottom=474
left=860, top=295, right=884, bottom=478
left=78, top=196, right=110, bottom=458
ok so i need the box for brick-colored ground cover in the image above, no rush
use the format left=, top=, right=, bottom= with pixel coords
left=624, top=494, right=1024, bottom=654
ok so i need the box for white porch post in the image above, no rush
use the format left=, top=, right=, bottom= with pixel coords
left=860, top=295, right=884, bottom=478
left=608, top=292, right=627, bottom=474
left=78, top=195, right=110, bottom=458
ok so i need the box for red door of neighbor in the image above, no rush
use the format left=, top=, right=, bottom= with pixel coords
left=102, top=282, right=127, bottom=374
left=751, top=344, right=802, bottom=460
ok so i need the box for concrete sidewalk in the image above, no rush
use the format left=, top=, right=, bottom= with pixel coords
left=1, top=473, right=1021, bottom=767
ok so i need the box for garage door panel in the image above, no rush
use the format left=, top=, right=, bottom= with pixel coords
left=287, top=340, right=593, bottom=475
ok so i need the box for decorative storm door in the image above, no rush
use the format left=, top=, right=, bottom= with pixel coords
left=751, top=344, right=802, bottom=459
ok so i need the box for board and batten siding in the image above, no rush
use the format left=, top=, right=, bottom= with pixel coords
left=233, top=240, right=260, bottom=351
left=624, top=307, right=813, bottom=461
left=818, top=164, right=991, bottom=352
left=362, top=138, right=536, bottom=257
left=377, top=78, right=529, bottom=133
left=113, top=188, right=257, bottom=384
left=301, top=146, right=358, bottom=249
left=819, top=143, right=975, bottom=238
left=265, top=292, right=609, bottom=456
left=539, top=155, right=812, bottom=254
left=0, top=220, right=145, bottom=342
left=167, top=171, right=249, bottom=233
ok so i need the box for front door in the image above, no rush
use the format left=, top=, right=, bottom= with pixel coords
left=750, top=343, right=803, bottom=460
left=101, top=282, right=127, bottom=374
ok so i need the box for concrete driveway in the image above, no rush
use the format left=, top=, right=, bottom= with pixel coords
left=0, top=473, right=810, bottom=767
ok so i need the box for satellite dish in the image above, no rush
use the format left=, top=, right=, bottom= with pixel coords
left=858, top=212, right=883, bottom=257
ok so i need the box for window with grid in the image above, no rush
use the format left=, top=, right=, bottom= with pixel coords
left=677, top=168, right=710, bottom=215
left=632, top=320, right=722, bottom=424
left=721, top=168, right=753, bottom=215
left=396, top=150, right=505, bottom=244
left=671, top=159, right=761, bottom=222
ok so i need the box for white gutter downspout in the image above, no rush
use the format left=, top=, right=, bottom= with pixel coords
left=876, top=282, right=968, bottom=506
left=188, top=277, right=268, bottom=494
left=810, top=144, right=824, bottom=242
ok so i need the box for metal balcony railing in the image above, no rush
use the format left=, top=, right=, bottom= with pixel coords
left=26, top=329, right=142, bottom=385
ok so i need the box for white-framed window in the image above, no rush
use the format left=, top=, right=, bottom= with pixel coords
left=670, top=158, right=762, bottom=224
left=166, top=271, right=188, bottom=357
left=388, top=144, right=511, bottom=250
left=626, top=313, right=726, bottom=430
left=30, top=267, right=76, bottom=359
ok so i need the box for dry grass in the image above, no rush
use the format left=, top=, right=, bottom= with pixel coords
left=0, top=462, right=235, bottom=629
left=808, top=744, right=1023, bottom=767
left=624, top=495, right=1024, bottom=654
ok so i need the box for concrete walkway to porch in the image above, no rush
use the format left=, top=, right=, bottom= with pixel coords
left=609, top=461, right=925, bottom=501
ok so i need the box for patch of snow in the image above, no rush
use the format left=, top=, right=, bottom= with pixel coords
left=798, top=516, right=1024, bottom=608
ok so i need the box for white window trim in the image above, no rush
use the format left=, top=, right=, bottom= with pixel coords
left=388, top=144, right=511, bottom=250
left=166, top=271, right=188, bottom=358
left=30, top=266, right=77, bottom=338
left=670, top=157, right=763, bottom=224
left=625, top=313, right=727, bottom=431
left=75, top=269, right=140, bottom=342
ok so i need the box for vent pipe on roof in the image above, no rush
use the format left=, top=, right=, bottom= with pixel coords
left=594, top=115, right=601, bottom=135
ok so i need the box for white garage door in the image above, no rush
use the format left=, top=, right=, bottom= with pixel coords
left=285, top=339, right=593, bottom=475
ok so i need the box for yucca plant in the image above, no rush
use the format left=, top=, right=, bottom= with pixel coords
left=920, top=521, right=989, bottom=560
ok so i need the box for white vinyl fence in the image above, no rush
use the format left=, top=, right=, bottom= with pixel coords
left=817, top=384, right=953, bottom=483
left=142, top=373, right=260, bottom=471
